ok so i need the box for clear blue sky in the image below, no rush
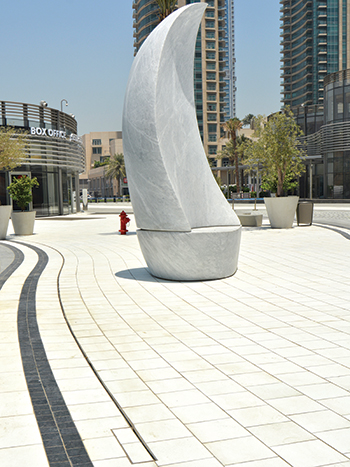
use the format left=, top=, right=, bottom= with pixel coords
left=1, top=0, right=281, bottom=135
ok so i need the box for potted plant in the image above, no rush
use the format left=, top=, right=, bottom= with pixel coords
left=7, top=175, right=39, bottom=235
left=0, top=127, right=27, bottom=239
left=243, top=108, right=306, bottom=228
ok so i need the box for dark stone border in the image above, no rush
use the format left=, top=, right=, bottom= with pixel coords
left=0, top=243, right=24, bottom=289
left=12, top=241, right=93, bottom=467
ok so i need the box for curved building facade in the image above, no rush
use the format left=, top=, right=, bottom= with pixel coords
left=297, top=70, right=350, bottom=199
left=281, top=0, right=350, bottom=109
left=0, top=101, right=85, bottom=216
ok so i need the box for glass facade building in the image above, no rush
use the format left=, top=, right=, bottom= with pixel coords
left=296, top=70, right=350, bottom=199
left=280, top=0, right=350, bottom=109
left=222, top=0, right=236, bottom=119
left=0, top=101, right=85, bottom=215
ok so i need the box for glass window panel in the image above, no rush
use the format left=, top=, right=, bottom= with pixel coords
left=326, top=89, right=334, bottom=123
left=344, top=88, right=350, bottom=120
left=334, top=88, right=344, bottom=121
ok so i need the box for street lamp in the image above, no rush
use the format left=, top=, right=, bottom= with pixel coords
left=310, top=163, right=313, bottom=199
left=60, top=99, right=68, bottom=112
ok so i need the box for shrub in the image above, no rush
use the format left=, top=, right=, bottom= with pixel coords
left=7, top=175, right=39, bottom=211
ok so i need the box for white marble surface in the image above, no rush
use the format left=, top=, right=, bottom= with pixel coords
left=122, top=4, right=241, bottom=280
left=123, top=4, right=240, bottom=232
left=137, top=226, right=241, bottom=281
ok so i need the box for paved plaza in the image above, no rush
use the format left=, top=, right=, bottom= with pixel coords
left=0, top=203, right=350, bottom=466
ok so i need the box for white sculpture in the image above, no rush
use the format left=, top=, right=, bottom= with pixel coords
left=123, top=3, right=241, bottom=281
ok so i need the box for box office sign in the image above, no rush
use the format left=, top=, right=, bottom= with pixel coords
left=30, top=127, right=82, bottom=143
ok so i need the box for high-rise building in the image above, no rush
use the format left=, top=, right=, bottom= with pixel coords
left=132, top=0, right=236, bottom=168
left=223, top=0, right=236, bottom=119
left=280, top=0, right=350, bottom=109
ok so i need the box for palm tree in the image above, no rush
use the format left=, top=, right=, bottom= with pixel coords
left=105, top=153, right=126, bottom=197
left=221, top=117, right=243, bottom=194
left=155, top=0, right=177, bottom=22
left=242, top=113, right=255, bottom=128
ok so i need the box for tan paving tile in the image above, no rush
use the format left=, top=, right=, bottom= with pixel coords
left=273, top=439, right=348, bottom=466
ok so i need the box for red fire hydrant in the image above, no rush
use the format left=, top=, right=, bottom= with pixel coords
left=119, top=211, right=130, bottom=235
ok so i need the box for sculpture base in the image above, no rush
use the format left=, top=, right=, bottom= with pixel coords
left=137, top=226, right=241, bottom=281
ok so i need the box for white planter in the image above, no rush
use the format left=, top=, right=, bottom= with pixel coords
left=11, top=211, right=36, bottom=236
left=264, top=196, right=299, bottom=229
left=0, top=205, right=12, bottom=239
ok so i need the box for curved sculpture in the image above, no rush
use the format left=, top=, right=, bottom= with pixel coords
left=123, top=3, right=241, bottom=281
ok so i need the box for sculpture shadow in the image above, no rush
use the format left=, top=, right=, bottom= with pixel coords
left=115, top=268, right=173, bottom=283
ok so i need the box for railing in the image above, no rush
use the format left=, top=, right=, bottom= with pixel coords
left=301, top=120, right=350, bottom=156
left=0, top=100, right=84, bottom=173
left=0, top=100, right=77, bottom=133
left=324, top=69, right=350, bottom=87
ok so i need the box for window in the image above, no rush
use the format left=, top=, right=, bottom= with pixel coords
left=207, top=72, right=216, bottom=80
left=207, top=62, right=216, bottom=70
left=92, top=139, right=101, bottom=145
left=92, top=147, right=102, bottom=154
left=208, top=145, right=217, bottom=155
left=208, top=124, right=217, bottom=132
left=206, top=51, right=215, bottom=60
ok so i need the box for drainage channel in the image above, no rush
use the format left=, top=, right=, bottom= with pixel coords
left=55, top=247, right=158, bottom=464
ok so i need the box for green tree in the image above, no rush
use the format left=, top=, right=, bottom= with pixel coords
left=0, top=127, right=27, bottom=171
left=219, top=118, right=243, bottom=193
left=242, top=108, right=306, bottom=197
left=93, top=159, right=109, bottom=168
left=7, top=175, right=39, bottom=211
left=242, top=113, right=254, bottom=127
left=105, top=153, right=126, bottom=196
left=155, top=0, right=177, bottom=22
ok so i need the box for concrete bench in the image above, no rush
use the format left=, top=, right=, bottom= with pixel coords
left=237, top=211, right=263, bottom=227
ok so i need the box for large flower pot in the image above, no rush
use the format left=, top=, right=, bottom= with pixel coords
left=264, top=196, right=299, bottom=229
left=11, top=211, right=36, bottom=236
left=0, top=205, right=12, bottom=240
